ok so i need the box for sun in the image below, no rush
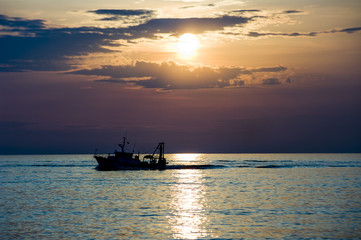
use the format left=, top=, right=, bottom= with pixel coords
left=176, top=33, right=199, bottom=58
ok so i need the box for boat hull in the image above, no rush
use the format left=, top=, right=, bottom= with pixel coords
left=95, top=156, right=166, bottom=170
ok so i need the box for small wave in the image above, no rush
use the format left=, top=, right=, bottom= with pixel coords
left=255, top=164, right=295, bottom=168
left=167, top=164, right=226, bottom=170
left=244, top=160, right=270, bottom=162
left=237, top=165, right=251, bottom=168
left=217, top=160, right=237, bottom=163
left=32, top=164, right=94, bottom=167
left=256, top=165, right=283, bottom=168
left=244, top=159, right=293, bottom=163
left=1, top=164, right=94, bottom=168
left=329, top=165, right=358, bottom=168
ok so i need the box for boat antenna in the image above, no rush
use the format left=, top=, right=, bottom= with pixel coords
left=132, top=143, right=136, bottom=153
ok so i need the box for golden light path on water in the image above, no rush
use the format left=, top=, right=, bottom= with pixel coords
left=176, top=153, right=200, bottom=161
left=169, top=154, right=210, bottom=239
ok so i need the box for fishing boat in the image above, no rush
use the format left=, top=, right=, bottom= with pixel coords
left=94, top=137, right=167, bottom=170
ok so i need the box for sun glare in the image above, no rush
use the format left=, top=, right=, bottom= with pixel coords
left=176, top=33, right=199, bottom=58
left=175, top=153, right=200, bottom=161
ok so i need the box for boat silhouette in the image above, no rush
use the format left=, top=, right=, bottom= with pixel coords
left=94, top=137, right=167, bottom=170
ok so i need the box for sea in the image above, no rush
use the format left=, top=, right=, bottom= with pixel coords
left=1, top=153, right=361, bottom=239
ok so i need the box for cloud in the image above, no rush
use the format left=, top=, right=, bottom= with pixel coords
left=262, top=78, right=281, bottom=85
left=0, top=28, right=118, bottom=71
left=90, top=9, right=155, bottom=16
left=129, top=15, right=253, bottom=35
left=250, top=66, right=287, bottom=73
left=0, top=14, right=45, bottom=31
left=340, top=27, right=361, bottom=33
left=70, top=61, right=288, bottom=90
left=89, top=8, right=254, bottom=34
left=180, top=5, right=196, bottom=9
left=230, top=9, right=261, bottom=14
left=89, top=9, right=155, bottom=22
left=247, top=26, right=361, bottom=38
left=282, top=10, right=304, bottom=14
left=248, top=31, right=316, bottom=38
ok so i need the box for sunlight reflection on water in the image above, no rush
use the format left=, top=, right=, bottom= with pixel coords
left=170, top=153, right=203, bottom=164
left=169, top=168, right=210, bottom=239
left=173, top=153, right=201, bottom=161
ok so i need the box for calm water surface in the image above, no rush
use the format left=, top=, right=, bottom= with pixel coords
left=1, top=154, right=361, bottom=239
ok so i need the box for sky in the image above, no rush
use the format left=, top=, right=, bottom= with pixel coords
left=0, top=0, right=360, bottom=154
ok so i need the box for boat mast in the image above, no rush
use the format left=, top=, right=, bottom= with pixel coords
left=119, top=136, right=127, bottom=152
left=159, top=142, right=164, bottom=161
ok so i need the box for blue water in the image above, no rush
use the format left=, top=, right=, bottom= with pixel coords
left=1, top=154, right=361, bottom=239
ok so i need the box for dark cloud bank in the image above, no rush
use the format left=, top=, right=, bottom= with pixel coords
left=0, top=12, right=254, bottom=72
